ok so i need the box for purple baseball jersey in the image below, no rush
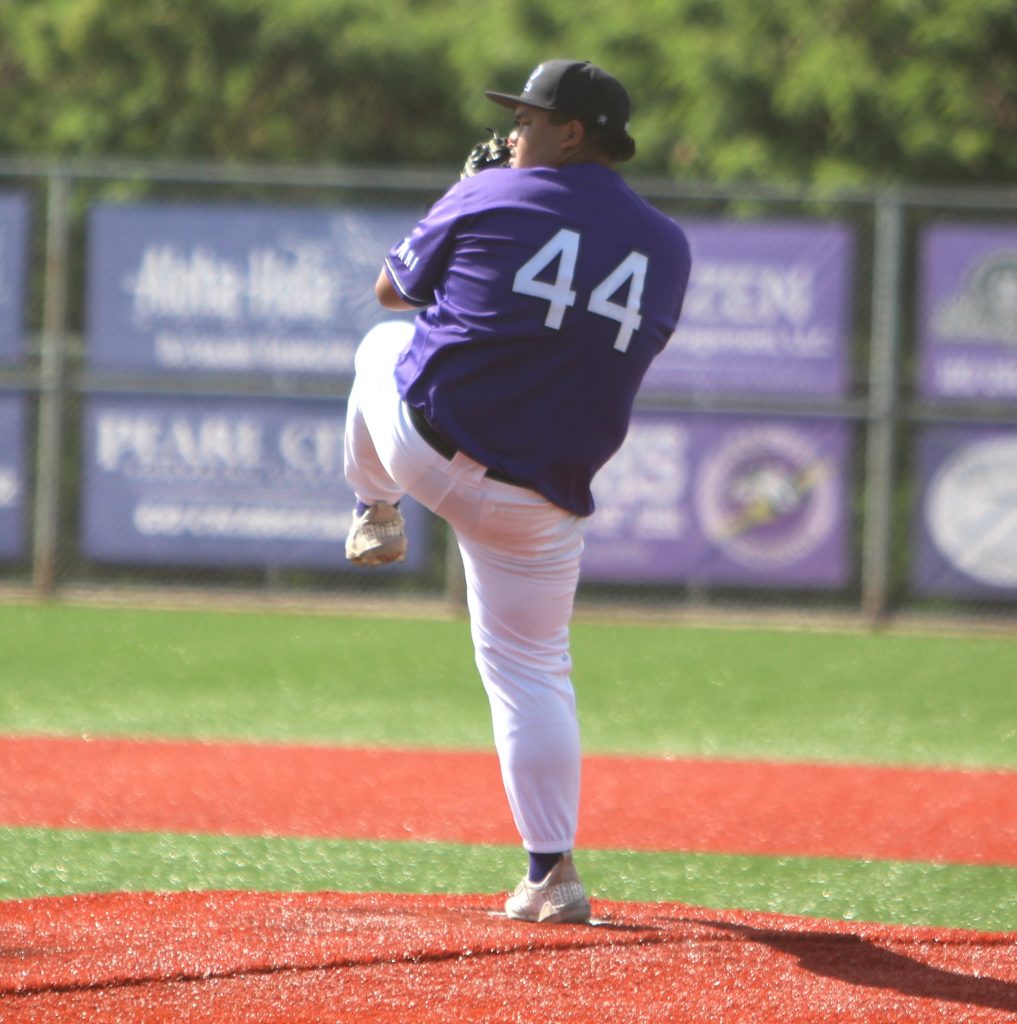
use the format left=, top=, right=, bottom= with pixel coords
left=385, top=163, right=692, bottom=515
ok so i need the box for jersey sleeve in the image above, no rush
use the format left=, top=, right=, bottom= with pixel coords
left=383, top=183, right=464, bottom=306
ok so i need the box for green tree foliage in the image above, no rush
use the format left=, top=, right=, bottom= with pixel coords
left=0, top=0, right=472, bottom=164
left=1, top=0, right=1013, bottom=185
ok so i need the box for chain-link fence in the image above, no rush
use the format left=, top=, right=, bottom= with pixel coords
left=0, top=157, right=1015, bottom=627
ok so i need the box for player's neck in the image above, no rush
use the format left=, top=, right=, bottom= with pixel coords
left=555, top=149, right=613, bottom=169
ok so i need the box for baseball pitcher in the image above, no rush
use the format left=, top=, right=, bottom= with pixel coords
left=343, top=59, right=692, bottom=923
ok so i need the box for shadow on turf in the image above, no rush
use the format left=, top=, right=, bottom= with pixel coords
left=693, top=918, right=1017, bottom=1014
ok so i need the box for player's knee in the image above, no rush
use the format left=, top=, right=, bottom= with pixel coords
left=355, top=320, right=414, bottom=373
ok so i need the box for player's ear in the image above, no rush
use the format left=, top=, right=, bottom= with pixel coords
left=561, top=118, right=585, bottom=151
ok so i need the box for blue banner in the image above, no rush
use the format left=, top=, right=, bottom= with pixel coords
left=0, top=394, right=27, bottom=560
left=0, top=193, right=29, bottom=364
left=643, top=220, right=854, bottom=397
left=582, top=412, right=852, bottom=589
left=81, top=395, right=430, bottom=571
left=86, top=203, right=419, bottom=374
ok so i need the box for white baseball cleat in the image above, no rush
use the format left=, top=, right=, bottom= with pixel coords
left=345, top=502, right=407, bottom=566
left=504, top=854, right=591, bottom=924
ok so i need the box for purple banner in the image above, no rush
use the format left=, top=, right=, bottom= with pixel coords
left=911, top=424, right=1017, bottom=597
left=0, top=394, right=27, bottom=560
left=643, top=221, right=854, bottom=396
left=81, top=395, right=430, bottom=571
left=86, top=203, right=417, bottom=374
left=0, top=193, right=29, bottom=364
left=582, top=413, right=851, bottom=589
left=917, top=224, right=1017, bottom=401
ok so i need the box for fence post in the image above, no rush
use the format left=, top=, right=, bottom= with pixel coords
left=860, top=194, right=904, bottom=622
left=32, top=168, right=71, bottom=596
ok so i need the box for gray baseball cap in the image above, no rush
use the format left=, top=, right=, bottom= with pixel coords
left=485, top=60, right=631, bottom=135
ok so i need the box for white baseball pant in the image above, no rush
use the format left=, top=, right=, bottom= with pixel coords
left=343, top=321, right=585, bottom=854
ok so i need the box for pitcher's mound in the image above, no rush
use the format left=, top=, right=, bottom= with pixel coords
left=2, top=890, right=1015, bottom=1023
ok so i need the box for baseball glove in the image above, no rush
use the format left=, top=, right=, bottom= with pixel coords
left=461, top=129, right=511, bottom=178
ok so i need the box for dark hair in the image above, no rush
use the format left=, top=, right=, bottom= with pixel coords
left=590, top=124, right=637, bottom=163
left=550, top=111, right=636, bottom=164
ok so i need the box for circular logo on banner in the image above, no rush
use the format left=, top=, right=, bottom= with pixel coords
left=0, top=467, right=20, bottom=506
left=697, top=426, right=836, bottom=568
left=933, top=252, right=1017, bottom=344
left=926, top=436, right=1017, bottom=588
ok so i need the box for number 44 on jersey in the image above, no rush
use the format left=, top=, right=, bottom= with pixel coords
left=512, top=228, right=648, bottom=353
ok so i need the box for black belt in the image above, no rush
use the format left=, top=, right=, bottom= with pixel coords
left=406, top=403, right=526, bottom=488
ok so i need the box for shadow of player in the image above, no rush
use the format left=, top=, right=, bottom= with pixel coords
left=690, top=917, right=1017, bottom=1014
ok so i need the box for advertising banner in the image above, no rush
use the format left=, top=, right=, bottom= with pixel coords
left=0, top=394, right=26, bottom=560
left=917, top=224, right=1017, bottom=401
left=582, top=413, right=851, bottom=589
left=643, top=221, right=854, bottom=397
left=86, top=203, right=418, bottom=374
left=0, top=192, right=29, bottom=364
left=911, top=424, right=1017, bottom=598
left=81, top=394, right=430, bottom=571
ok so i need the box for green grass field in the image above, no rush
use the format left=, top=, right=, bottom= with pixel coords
left=1, top=601, right=1015, bottom=931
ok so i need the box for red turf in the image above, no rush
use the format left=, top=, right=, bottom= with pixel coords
left=1, top=891, right=1014, bottom=1023
left=1, top=734, right=1015, bottom=864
